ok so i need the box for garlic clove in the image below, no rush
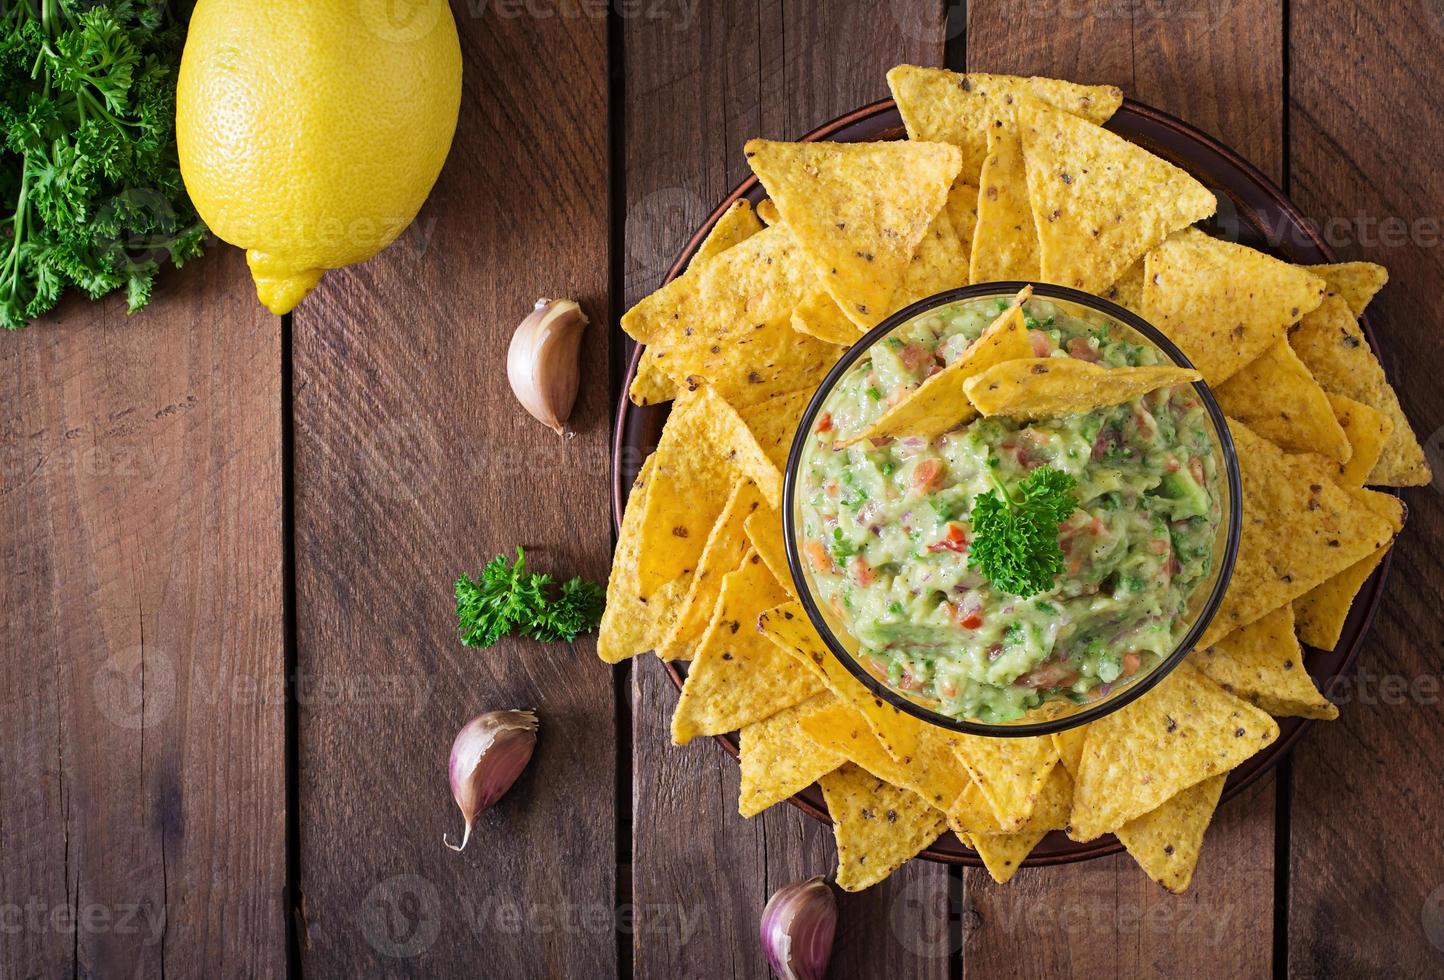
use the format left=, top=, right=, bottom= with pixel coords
left=444, top=709, right=538, bottom=852
left=760, top=876, right=837, bottom=980
left=507, top=298, right=588, bottom=436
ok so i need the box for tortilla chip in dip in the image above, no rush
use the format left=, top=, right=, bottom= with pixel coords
left=963, top=358, right=1201, bottom=419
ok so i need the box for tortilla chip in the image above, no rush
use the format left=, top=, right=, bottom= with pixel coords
left=1069, top=662, right=1278, bottom=840
left=970, top=123, right=1038, bottom=282
left=845, top=288, right=1033, bottom=443
left=1293, top=487, right=1403, bottom=650
left=694, top=199, right=764, bottom=265
left=946, top=181, right=980, bottom=272
left=756, top=199, right=779, bottom=225
left=744, top=138, right=962, bottom=328
left=792, top=290, right=863, bottom=345
left=1115, top=773, right=1226, bottom=893
left=1052, top=725, right=1088, bottom=779
left=800, top=700, right=915, bottom=787
left=671, top=551, right=822, bottom=743
left=598, top=457, right=692, bottom=663
left=636, top=388, right=783, bottom=595
left=1327, top=393, right=1393, bottom=488
left=737, top=387, right=812, bottom=472
left=951, top=732, right=1060, bottom=833
left=1202, top=420, right=1395, bottom=645
left=1192, top=604, right=1338, bottom=720
left=656, top=479, right=765, bottom=660
left=743, top=505, right=794, bottom=598
left=1214, top=340, right=1351, bottom=461
left=629, top=349, right=677, bottom=406
left=1139, top=228, right=1327, bottom=384
left=968, top=763, right=1073, bottom=884
left=1290, top=294, right=1429, bottom=486
left=892, top=200, right=970, bottom=310
left=1017, top=98, right=1215, bottom=295
left=963, top=358, right=1200, bottom=419
left=1307, top=261, right=1388, bottom=316
left=887, top=65, right=1122, bottom=181
left=946, top=779, right=1002, bottom=835
left=757, top=602, right=921, bottom=763
left=738, top=692, right=843, bottom=817
left=819, top=764, right=948, bottom=892
left=1101, top=259, right=1145, bottom=314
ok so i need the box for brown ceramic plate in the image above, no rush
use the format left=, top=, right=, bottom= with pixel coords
left=611, top=97, right=1395, bottom=866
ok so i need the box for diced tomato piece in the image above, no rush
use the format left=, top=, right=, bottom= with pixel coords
left=816, top=412, right=833, bottom=433
left=849, top=555, right=875, bottom=586
left=1028, top=329, right=1053, bottom=357
left=1121, top=652, right=1142, bottom=678
left=898, top=342, right=932, bottom=372
left=1148, top=537, right=1170, bottom=555
left=824, top=483, right=839, bottom=498
left=959, top=610, right=984, bottom=630
left=1066, top=337, right=1100, bottom=362
left=804, top=540, right=834, bottom=573
left=938, top=679, right=958, bottom=699
left=1189, top=455, right=1205, bottom=485
left=910, top=457, right=945, bottom=493
left=928, top=522, right=970, bottom=554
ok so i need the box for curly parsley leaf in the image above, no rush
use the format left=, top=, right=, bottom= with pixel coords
left=456, top=547, right=605, bottom=648
left=0, top=1, right=205, bottom=331
left=968, top=466, right=1078, bottom=598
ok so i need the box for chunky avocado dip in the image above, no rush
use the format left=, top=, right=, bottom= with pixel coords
left=798, top=295, right=1223, bottom=723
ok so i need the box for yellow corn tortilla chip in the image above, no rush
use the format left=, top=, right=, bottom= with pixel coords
left=1192, top=604, right=1338, bottom=720
left=1201, top=420, right=1395, bottom=646
left=946, top=779, right=1002, bottom=835
left=1293, top=488, right=1403, bottom=650
left=963, top=358, right=1201, bottom=420
left=1115, top=773, right=1226, bottom=894
left=756, top=198, right=779, bottom=225
left=737, top=692, right=843, bottom=817
left=970, top=123, right=1039, bottom=282
left=743, top=505, right=794, bottom=599
left=1139, top=228, right=1327, bottom=384
left=737, top=387, right=812, bottom=472
left=844, top=289, right=1033, bottom=444
left=1214, top=340, right=1351, bottom=462
left=1017, top=98, right=1215, bottom=295
left=1101, top=259, right=1145, bottom=314
left=945, top=181, right=980, bottom=272
left=1052, top=725, right=1088, bottom=779
left=1307, top=261, right=1388, bottom=316
left=951, top=732, right=1060, bottom=833
left=792, top=290, right=862, bottom=345
left=757, top=601, right=921, bottom=764
left=629, top=348, right=677, bottom=406
left=887, top=65, right=1122, bottom=181
left=744, top=138, right=962, bottom=328
left=967, top=763, right=1073, bottom=884
left=1290, top=294, right=1430, bottom=486
left=801, top=701, right=970, bottom=811
left=661, top=315, right=843, bottom=410
left=656, top=479, right=765, bottom=660
left=819, top=763, right=948, bottom=892
left=598, top=456, right=692, bottom=663
left=891, top=200, right=970, bottom=311
left=1326, top=393, right=1393, bottom=488
left=671, top=550, right=822, bottom=744
left=636, top=388, right=783, bottom=595
left=1069, top=662, right=1278, bottom=840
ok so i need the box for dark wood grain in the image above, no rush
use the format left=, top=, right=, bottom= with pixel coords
left=1287, top=2, right=1444, bottom=975
left=621, top=2, right=956, bottom=977
left=964, top=3, right=1283, bottom=976
left=0, top=248, right=286, bottom=979
left=291, top=6, right=615, bottom=978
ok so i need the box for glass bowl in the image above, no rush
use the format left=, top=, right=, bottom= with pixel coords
left=781, top=282, right=1242, bottom=738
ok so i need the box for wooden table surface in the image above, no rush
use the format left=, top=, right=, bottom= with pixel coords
left=4, top=2, right=1442, bottom=978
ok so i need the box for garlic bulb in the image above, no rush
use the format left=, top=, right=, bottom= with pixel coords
left=507, top=298, right=588, bottom=435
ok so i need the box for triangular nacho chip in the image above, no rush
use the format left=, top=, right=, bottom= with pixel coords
left=744, top=138, right=962, bottom=328
left=1201, top=420, right=1395, bottom=645
left=945, top=180, right=980, bottom=271
left=1052, top=724, right=1088, bottom=779
left=757, top=602, right=922, bottom=763
left=1214, top=340, right=1351, bottom=461
left=887, top=65, right=1122, bottom=180
left=629, top=349, right=678, bottom=406
left=819, top=764, right=948, bottom=892
left=598, top=456, right=692, bottom=663
left=892, top=199, right=970, bottom=310
left=845, top=288, right=1032, bottom=443
left=1114, top=773, right=1226, bottom=893
left=1017, top=98, right=1215, bottom=295
left=737, top=387, right=812, bottom=471
left=1138, top=228, right=1327, bottom=384
left=1069, top=662, right=1278, bottom=840
left=792, top=290, right=863, bottom=345
left=970, top=123, right=1039, bottom=282
left=671, top=551, right=822, bottom=743
left=1293, top=488, right=1403, bottom=650
left=963, top=358, right=1200, bottom=419
left=800, top=701, right=971, bottom=811
left=1326, top=393, right=1393, bottom=488
left=967, top=763, right=1073, bottom=884
left=1306, top=261, right=1388, bottom=316
left=738, top=692, right=843, bottom=817
left=951, top=732, right=1060, bottom=833
left=1290, top=294, right=1430, bottom=486
left=743, top=505, right=794, bottom=598
left=946, top=779, right=1002, bottom=835
left=1192, top=604, right=1337, bottom=719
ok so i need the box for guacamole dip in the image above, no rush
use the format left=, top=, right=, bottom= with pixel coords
left=798, top=295, right=1223, bottom=723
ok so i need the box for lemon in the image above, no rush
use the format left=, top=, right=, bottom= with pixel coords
left=176, top=0, right=461, bottom=314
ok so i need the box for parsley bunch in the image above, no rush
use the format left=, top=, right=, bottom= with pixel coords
left=968, top=466, right=1079, bottom=598
left=456, top=547, right=606, bottom=648
left=0, top=0, right=205, bottom=330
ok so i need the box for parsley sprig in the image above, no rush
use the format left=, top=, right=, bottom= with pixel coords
left=456, top=547, right=605, bottom=647
left=968, top=466, right=1078, bottom=598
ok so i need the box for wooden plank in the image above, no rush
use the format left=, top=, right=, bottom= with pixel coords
left=291, top=8, right=615, bottom=978
left=963, top=4, right=1284, bottom=977
left=0, top=249, right=286, bottom=979
left=1287, top=2, right=1444, bottom=974
left=622, top=3, right=954, bottom=977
